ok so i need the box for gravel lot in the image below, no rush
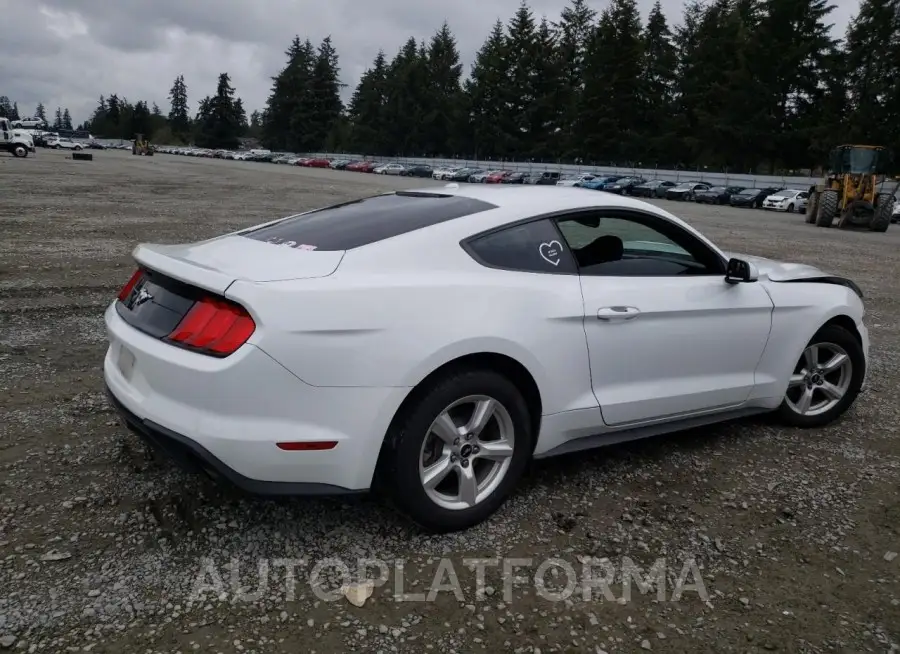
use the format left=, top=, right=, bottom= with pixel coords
left=1, top=148, right=898, bottom=653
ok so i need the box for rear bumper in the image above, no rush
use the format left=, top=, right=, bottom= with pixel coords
left=104, top=302, right=406, bottom=493
left=106, top=385, right=356, bottom=496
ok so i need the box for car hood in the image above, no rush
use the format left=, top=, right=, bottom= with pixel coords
left=725, top=252, right=830, bottom=282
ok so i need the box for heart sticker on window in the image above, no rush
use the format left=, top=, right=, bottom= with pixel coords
left=539, top=240, right=563, bottom=266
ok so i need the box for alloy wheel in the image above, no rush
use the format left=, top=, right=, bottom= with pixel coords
left=784, top=342, right=853, bottom=416
left=419, top=395, right=515, bottom=511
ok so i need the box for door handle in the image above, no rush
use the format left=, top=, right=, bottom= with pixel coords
left=597, top=306, right=641, bottom=321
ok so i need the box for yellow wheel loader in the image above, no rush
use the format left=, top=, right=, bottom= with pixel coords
left=807, top=145, right=896, bottom=233
left=132, top=133, right=153, bottom=156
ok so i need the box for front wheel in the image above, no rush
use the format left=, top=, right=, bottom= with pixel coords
left=380, top=369, right=532, bottom=533
left=13, top=145, right=28, bottom=158
left=787, top=203, right=794, bottom=213
left=806, top=192, right=819, bottom=223
left=815, top=190, right=839, bottom=227
left=776, top=324, right=865, bottom=428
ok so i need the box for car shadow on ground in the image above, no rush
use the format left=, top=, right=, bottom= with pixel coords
left=118, top=413, right=778, bottom=544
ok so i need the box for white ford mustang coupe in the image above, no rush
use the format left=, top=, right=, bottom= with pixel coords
left=104, top=186, right=868, bottom=532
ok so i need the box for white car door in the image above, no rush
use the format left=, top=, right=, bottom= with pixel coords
left=554, top=210, right=774, bottom=426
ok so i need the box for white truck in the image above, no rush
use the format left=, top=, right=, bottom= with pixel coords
left=0, top=117, right=35, bottom=157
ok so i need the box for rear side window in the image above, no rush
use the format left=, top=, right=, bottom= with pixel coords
left=241, top=192, right=496, bottom=251
left=465, top=219, right=577, bottom=274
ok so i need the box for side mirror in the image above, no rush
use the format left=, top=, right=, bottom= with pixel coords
left=725, top=257, right=759, bottom=284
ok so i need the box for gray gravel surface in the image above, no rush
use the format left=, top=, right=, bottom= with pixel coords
left=1, top=149, right=899, bottom=653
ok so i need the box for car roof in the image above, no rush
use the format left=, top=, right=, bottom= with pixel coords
left=333, top=185, right=728, bottom=270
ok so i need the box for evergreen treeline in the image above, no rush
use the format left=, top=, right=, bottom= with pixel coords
left=3, top=0, right=898, bottom=171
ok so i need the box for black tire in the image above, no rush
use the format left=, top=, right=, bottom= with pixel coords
left=815, top=190, right=839, bottom=227
left=12, top=145, right=28, bottom=158
left=805, top=192, right=819, bottom=223
left=786, top=203, right=794, bottom=213
left=776, top=324, right=865, bottom=429
left=380, top=368, right=533, bottom=533
left=870, top=193, right=893, bottom=233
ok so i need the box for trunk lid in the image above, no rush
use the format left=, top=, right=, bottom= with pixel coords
left=118, top=236, right=343, bottom=344
left=133, top=236, right=345, bottom=294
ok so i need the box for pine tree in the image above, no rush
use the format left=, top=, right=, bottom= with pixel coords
left=554, top=0, right=597, bottom=158
left=247, top=110, right=263, bottom=139
left=844, top=0, right=900, bottom=149
left=35, top=103, right=46, bottom=122
left=753, top=0, right=838, bottom=168
left=307, top=37, right=344, bottom=150
left=62, top=108, right=73, bottom=130
left=464, top=20, right=509, bottom=158
left=195, top=73, right=244, bottom=149
left=348, top=50, right=389, bottom=153
left=670, top=0, right=708, bottom=166
left=383, top=38, right=429, bottom=154
left=501, top=3, right=539, bottom=157
left=423, top=22, right=464, bottom=156
left=262, top=37, right=317, bottom=151
left=0, top=96, right=12, bottom=118
left=10, top=102, right=19, bottom=121
left=579, top=0, right=644, bottom=163
left=641, top=1, right=677, bottom=163
left=53, top=107, right=63, bottom=130
left=106, top=95, right=121, bottom=126
left=529, top=18, right=563, bottom=159
left=168, top=75, right=190, bottom=139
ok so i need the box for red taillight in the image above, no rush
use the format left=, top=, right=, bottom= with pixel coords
left=167, top=296, right=256, bottom=356
left=117, top=269, right=143, bottom=301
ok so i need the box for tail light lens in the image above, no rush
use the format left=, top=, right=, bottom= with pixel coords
left=167, top=297, right=256, bottom=356
left=117, top=269, right=144, bottom=301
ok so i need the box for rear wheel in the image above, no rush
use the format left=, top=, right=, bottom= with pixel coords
left=777, top=324, right=864, bottom=428
left=815, top=189, right=839, bottom=227
left=870, top=193, right=894, bottom=232
left=380, top=369, right=532, bottom=533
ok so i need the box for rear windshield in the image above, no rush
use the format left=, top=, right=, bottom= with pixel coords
left=241, top=192, right=497, bottom=251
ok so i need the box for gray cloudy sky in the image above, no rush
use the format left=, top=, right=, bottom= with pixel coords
left=1, top=0, right=857, bottom=125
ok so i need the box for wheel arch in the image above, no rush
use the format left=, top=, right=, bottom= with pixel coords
left=820, top=314, right=863, bottom=346
left=373, top=351, right=544, bottom=487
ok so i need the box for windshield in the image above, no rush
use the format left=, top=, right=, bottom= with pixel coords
left=840, top=147, right=879, bottom=174
left=739, top=189, right=758, bottom=195
left=708, top=187, right=726, bottom=192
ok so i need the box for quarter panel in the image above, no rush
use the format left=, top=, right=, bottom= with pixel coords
left=227, top=267, right=594, bottom=416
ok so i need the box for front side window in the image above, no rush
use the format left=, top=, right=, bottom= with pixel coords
left=465, top=219, right=577, bottom=274
left=555, top=212, right=724, bottom=277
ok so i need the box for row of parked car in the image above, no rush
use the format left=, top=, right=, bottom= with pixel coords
left=153, top=147, right=815, bottom=214
left=577, top=176, right=812, bottom=213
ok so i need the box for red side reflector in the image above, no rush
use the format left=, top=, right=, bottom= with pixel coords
left=117, top=269, right=143, bottom=301
left=167, top=296, right=256, bottom=356
left=276, top=441, right=338, bottom=451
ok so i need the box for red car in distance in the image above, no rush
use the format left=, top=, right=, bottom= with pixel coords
left=303, top=158, right=332, bottom=168
left=486, top=170, right=512, bottom=184
left=345, top=161, right=376, bottom=173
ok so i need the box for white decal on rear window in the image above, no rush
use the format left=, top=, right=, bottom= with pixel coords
left=264, top=236, right=317, bottom=250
